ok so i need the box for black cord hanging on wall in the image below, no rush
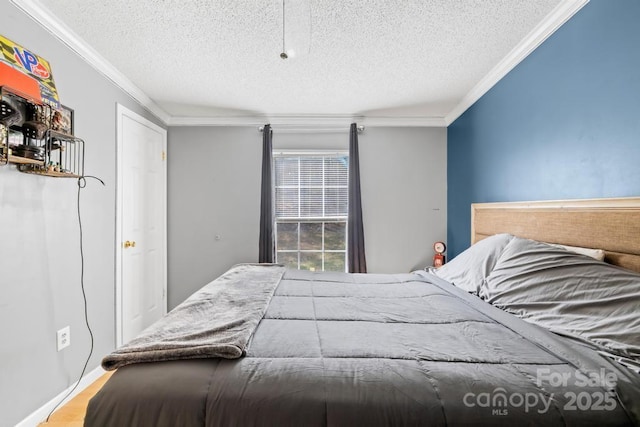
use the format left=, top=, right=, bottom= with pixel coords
left=46, top=174, right=105, bottom=422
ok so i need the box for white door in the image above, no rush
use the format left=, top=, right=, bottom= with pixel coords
left=116, top=104, right=167, bottom=346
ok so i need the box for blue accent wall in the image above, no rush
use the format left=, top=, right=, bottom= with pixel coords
left=447, top=0, right=640, bottom=258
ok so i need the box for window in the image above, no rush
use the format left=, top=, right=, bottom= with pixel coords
left=274, top=152, right=348, bottom=272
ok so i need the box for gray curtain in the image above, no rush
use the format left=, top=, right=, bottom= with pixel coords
left=258, top=124, right=274, bottom=263
left=348, top=123, right=367, bottom=273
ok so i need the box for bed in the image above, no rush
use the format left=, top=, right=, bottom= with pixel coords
left=86, top=197, right=640, bottom=426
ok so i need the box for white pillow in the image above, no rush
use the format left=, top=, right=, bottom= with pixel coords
left=433, top=233, right=514, bottom=294
left=546, top=243, right=606, bottom=261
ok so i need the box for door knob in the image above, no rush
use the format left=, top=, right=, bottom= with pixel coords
left=124, top=240, right=136, bottom=249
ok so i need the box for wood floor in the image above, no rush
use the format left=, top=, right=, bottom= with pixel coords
left=38, top=372, right=113, bottom=427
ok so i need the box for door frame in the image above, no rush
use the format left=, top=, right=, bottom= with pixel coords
left=115, top=103, right=168, bottom=347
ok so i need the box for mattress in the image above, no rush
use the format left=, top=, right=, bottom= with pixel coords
left=85, top=268, right=640, bottom=426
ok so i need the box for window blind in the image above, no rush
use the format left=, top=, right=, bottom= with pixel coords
left=274, top=154, right=349, bottom=219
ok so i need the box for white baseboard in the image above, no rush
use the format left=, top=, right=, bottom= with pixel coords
left=16, top=366, right=106, bottom=427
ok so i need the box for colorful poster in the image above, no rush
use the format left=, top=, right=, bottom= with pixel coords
left=0, top=34, right=60, bottom=108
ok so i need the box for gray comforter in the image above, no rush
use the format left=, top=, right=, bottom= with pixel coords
left=86, top=268, right=640, bottom=426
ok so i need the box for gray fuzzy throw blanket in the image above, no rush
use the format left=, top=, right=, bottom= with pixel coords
left=102, top=264, right=285, bottom=370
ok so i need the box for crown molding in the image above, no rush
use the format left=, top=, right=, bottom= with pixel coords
left=167, top=116, right=267, bottom=127
left=167, top=115, right=359, bottom=127
left=168, top=114, right=446, bottom=127
left=11, top=0, right=172, bottom=124
left=444, top=0, right=589, bottom=126
left=363, top=116, right=447, bottom=127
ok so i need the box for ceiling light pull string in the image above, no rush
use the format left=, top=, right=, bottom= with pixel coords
left=280, top=0, right=288, bottom=59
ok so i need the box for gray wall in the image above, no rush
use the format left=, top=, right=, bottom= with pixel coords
left=0, top=4, right=165, bottom=425
left=167, top=127, right=262, bottom=308
left=168, top=126, right=446, bottom=309
left=358, top=127, right=447, bottom=273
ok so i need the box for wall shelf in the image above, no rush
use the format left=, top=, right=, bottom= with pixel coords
left=18, top=168, right=80, bottom=178
left=1, top=86, right=84, bottom=177
left=7, top=154, right=43, bottom=165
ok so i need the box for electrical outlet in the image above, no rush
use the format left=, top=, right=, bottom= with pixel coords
left=57, top=326, right=70, bottom=351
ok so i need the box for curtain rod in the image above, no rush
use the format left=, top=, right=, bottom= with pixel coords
left=258, top=125, right=365, bottom=133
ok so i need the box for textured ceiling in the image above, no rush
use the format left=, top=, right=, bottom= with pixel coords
left=36, top=0, right=564, bottom=121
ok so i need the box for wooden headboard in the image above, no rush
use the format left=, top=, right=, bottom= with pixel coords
left=471, top=197, right=640, bottom=274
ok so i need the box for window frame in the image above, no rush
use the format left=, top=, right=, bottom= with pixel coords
left=273, top=150, right=349, bottom=272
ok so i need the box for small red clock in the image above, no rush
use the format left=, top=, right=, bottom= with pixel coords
left=433, top=241, right=446, bottom=267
